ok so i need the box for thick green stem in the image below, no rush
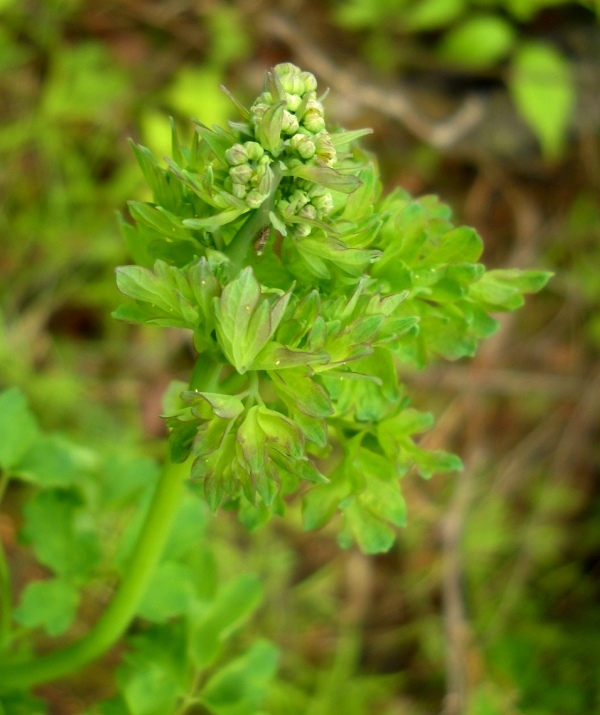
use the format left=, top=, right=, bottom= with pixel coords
left=225, top=166, right=282, bottom=274
left=0, top=456, right=189, bottom=692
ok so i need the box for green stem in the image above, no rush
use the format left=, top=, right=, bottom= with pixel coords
left=225, top=166, right=282, bottom=274
left=0, top=455, right=190, bottom=692
left=0, top=473, right=12, bottom=648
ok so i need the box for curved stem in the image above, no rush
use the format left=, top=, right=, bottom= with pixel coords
left=0, top=456, right=190, bottom=692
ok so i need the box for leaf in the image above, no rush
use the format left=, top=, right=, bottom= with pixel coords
left=14, top=578, right=79, bottom=636
left=338, top=498, right=396, bottom=554
left=15, top=435, right=94, bottom=487
left=272, top=369, right=334, bottom=418
left=137, top=562, right=195, bottom=622
left=469, top=269, right=552, bottom=310
left=190, top=573, right=263, bottom=668
left=118, top=624, right=187, bottom=715
left=438, top=14, right=516, bottom=69
left=182, top=207, right=248, bottom=230
left=510, top=42, right=575, bottom=159
left=420, top=226, right=483, bottom=266
left=181, top=391, right=245, bottom=420
left=213, top=267, right=262, bottom=373
left=288, top=164, right=362, bottom=193
left=199, top=640, right=278, bottom=715
left=0, top=388, right=39, bottom=472
left=22, top=490, right=102, bottom=579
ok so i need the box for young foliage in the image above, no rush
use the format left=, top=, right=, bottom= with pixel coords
left=114, top=62, right=550, bottom=553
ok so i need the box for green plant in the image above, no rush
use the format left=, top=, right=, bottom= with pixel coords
left=0, top=63, right=550, bottom=712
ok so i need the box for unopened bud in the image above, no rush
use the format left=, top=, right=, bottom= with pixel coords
left=302, top=101, right=326, bottom=133
left=290, top=134, right=316, bottom=159
left=229, top=163, right=253, bottom=184
left=300, top=71, right=318, bottom=93
left=274, top=62, right=297, bottom=77
left=246, top=189, right=267, bottom=209
left=225, top=143, right=249, bottom=166
left=315, top=134, right=336, bottom=166
left=312, top=191, right=334, bottom=215
left=282, top=110, right=300, bottom=135
left=299, top=204, right=317, bottom=220
left=285, top=93, right=302, bottom=112
left=231, top=183, right=248, bottom=199
left=295, top=223, right=312, bottom=237
left=244, top=141, right=264, bottom=162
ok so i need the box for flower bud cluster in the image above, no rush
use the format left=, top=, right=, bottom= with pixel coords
left=250, top=64, right=337, bottom=168
left=245, top=64, right=340, bottom=236
left=224, top=140, right=275, bottom=209
left=275, top=180, right=334, bottom=238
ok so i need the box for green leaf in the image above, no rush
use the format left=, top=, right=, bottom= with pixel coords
left=469, top=269, right=552, bottom=310
left=289, top=164, right=362, bottom=193
left=271, top=369, right=333, bottom=418
left=190, top=573, right=263, bottom=668
left=22, top=490, right=102, bottom=579
left=510, top=42, right=575, bottom=159
left=419, top=226, right=483, bottom=266
left=137, top=562, right=195, bottom=622
left=338, top=498, right=396, bottom=554
left=118, top=624, right=187, bottom=715
left=14, top=578, right=79, bottom=636
left=214, top=267, right=262, bottom=373
left=405, top=0, right=465, bottom=31
left=15, top=435, right=94, bottom=487
left=0, top=388, right=39, bottom=472
left=182, top=391, right=245, bottom=420
left=200, top=640, right=279, bottom=715
left=438, top=15, right=516, bottom=69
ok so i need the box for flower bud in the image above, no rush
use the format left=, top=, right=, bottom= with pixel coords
left=229, top=163, right=253, bottom=184
left=299, top=204, right=317, bottom=220
left=281, top=110, right=300, bottom=135
left=231, top=183, right=248, bottom=200
left=300, top=71, right=318, bottom=93
left=302, top=100, right=326, bottom=133
left=295, top=223, right=312, bottom=237
left=285, top=93, right=302, bottom=112
left=281, top=74, right=305, bottom=96
left=225, top=143, right=249, bottom=166
left=290, top=134, right=316, bottom=159
left=246, top=189, right=267, bottom=209
left=244, top=141, right=264, bottom=161
left=312, top=191, right=334, bottom=215
left=315, top=134, right=336, bottom=166
left=274, top=62, right=297, bottom=77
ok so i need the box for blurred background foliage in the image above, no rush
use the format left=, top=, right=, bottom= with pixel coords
left=1, top=0, right=599, bottom=713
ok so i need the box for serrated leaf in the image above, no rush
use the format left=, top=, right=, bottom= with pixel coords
left=272, top=369, right=334, bottom=418
left=14, top=578, right=79, bottom=636
left=118, top=624, right=187, bottom=715
left=338, top=498, right=396, bottom=554
left=214, top=267, right=262, bottom=373
left=22, top=490, right=102, bottom=579
left=0, top=388, right=39, bottom=472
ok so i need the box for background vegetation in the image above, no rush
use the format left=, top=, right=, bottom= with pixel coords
left=1, top=0, right=599, bottom=713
